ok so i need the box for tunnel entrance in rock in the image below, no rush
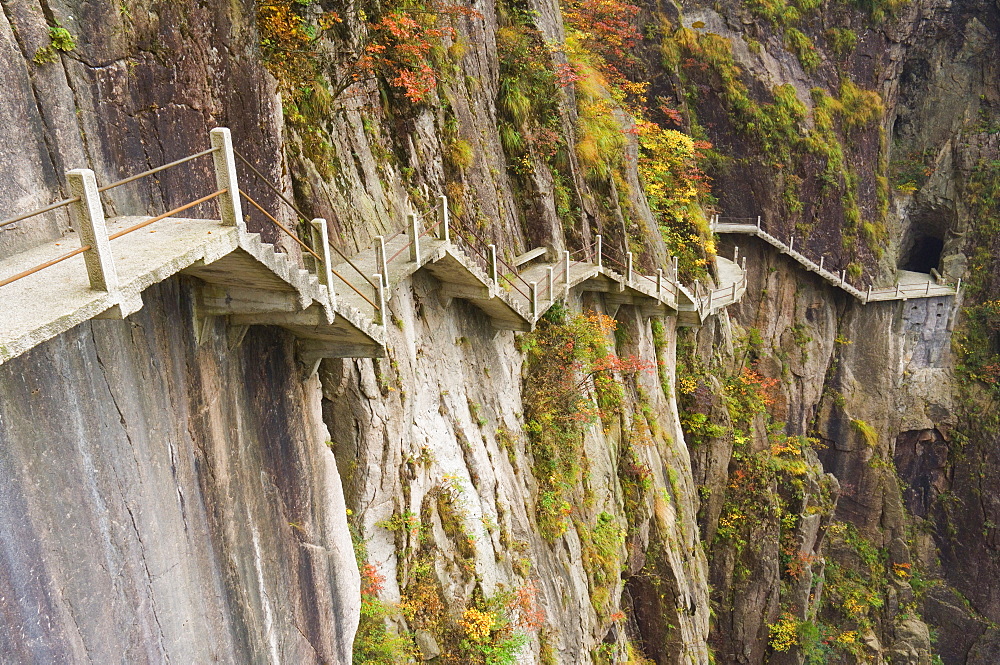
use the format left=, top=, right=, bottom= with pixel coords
left=900, top=233, right=943, bottom=273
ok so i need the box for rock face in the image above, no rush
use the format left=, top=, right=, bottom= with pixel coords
left=1, top=0, right=1000, bottom=661
left=0, top=279, right=359, bottom=662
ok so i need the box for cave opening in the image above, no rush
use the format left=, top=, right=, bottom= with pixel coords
left=900, top=234, right=943, bottom=273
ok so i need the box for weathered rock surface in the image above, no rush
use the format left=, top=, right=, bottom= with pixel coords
left=0, top=279, right=359, bottom=662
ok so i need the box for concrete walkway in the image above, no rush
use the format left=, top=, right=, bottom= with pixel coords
left=714, top=220, right=958, bottom=302
left=0, top=214, right=384, bottom=366
left=0, top=128, right=751, bottom=368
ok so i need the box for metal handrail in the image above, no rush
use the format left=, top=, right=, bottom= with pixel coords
left=0, top=146, right=218, bottom=231
left=241, top=190, right=324, bottom=264
left=241, top=190, right=380, bottom=311
left=1, top=188, right=229, bottom=289
left=97, top=147, right=219, bottom=193
left=109, top=189, right=226, bottom=240
left=0, top=244, right=91, bottom=288
left=0, top=196, right=80, bottom=229
left=233, top=149, right=378, bottom=292
left=387, top=238, right=414, bottom=264
left=452, top=216, right=534, bottom=293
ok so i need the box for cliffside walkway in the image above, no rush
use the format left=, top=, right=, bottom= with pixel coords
left=0, top=127, right=745, bottom=368
left=713, top=217, right=959, bottom=302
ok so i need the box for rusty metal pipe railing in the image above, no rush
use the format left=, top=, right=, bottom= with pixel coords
left=108, top=189, right=226, bottom=240
left=451, top=217, right=534, bottom=293
left=233, top=149, right=378, bottom=292
left=0, top=196, right=80, bottom=230
left=241, top=190, right=324, bottom=264
left=241, top=190, right=379, bottom=310
left=0, top=244, right=92, bottom=288
left=97, top=147, right=220, bottom=193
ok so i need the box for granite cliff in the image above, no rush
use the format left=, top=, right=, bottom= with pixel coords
left=0, top=0, right=998, bottom=662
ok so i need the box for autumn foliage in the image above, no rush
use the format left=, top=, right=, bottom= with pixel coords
left=356, top=2, right=482, bottom=102
left=258, top=0, right=482, bottom=104
left=520, top=308, right=653, bottom=539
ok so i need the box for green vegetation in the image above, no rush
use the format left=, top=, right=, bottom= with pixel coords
left=352, top=529, right=416, bottom=663
left=356, top=476, right=541, bottom=663
left=825, top=27, right=857, bottom=56
left=784, top=28, right=820, bottom=72
left=850, top=418, right=878, bottom=448
left=560, top=0, right=717, bottom=277
left=578, top=512, right=626, bottom=616
left=953, top=158, right=1000, bottom=394
left=33, top=25, right=76, bottom=64
left=518, top=307, right=649, bottom=539
left=668, top=23, right=886, bottom=259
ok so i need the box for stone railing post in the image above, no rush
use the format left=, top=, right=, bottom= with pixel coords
left=373, top=274, right=386, bottom=325
left=488, top=244, right=498, bottom=284
left=595, top=235, right=602, bottom=269
left=376, top=235, right=389, bottom=289
left=756, top=215, right=762, bottom=229
left=210, top=127, right=244, bottom=228
left=311, top=218, right=335, bottom=307
left=530, top=282, right=538, bottom=318
left=734, top=245, right=739, bottom=263
left=67, top=168, right=117, bottom=291
left=438, top=194, right=450, bottom=243
left=627, top=251, right=633, bottom=284
left=657, top=268, right=663, bottom=298
left=564, top=250, right=571, bottom=299
left=546, top=266, right=554, bottom=303
left=866, top=285, right=872, bottom=303
left=408, top=213, right=420, bottom=263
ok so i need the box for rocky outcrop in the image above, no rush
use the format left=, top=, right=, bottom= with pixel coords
left=0, top=279, right=359, bottom=661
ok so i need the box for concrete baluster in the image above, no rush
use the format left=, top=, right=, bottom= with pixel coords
left=210, top=127, right=245, bottom=228
left=595, top=235, right=602, bottom=268
left=788, top=236, right=794, bottom=252
left=657, top=268, right=663, bottom=297
left=741, top=256, right=747, bottom=271
left=840, top=270, right=846, bottom=284
left=819, top=256, right=824, bottom=272
left=488, top=244, right=498, bottom=284
left=408, top=213, right=420, bottom=263
left=546, top=266, right=554, bottom=304
left=376, top=235, right=389, bottom=289
left=564, top=250, right=570, bottom=299
left=627, top=251, right=633, bottom=284
left=530, top=282, right=538, bottom=318
left=438, top=194, right=450, bottom=243
left=311, top=218, right=336, bottom=307
left=734, top=245, right=739, bottom=263
left=866, top=284, right=872, bottom=304
left=957, top=278, right=962, bottom=294
left=373, top=274, right=387, bottom=325
left=67, top=168, right=117, bottom=291
left=756, top=215, right=762, bottom=229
